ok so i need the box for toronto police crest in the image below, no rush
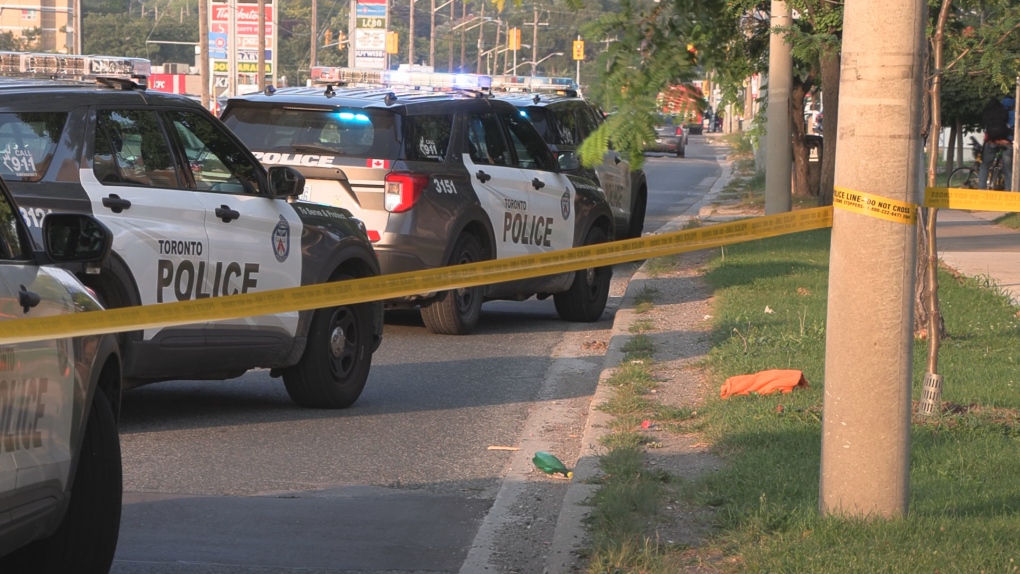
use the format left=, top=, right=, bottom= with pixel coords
left=560, top=191, right=571, bottom=220
left=272, top=215, right=290, bottom=263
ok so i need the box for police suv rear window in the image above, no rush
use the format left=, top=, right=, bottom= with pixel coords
left=224, top=106, right=402, bottom=160
left=0, top=112, right=67, bottom=182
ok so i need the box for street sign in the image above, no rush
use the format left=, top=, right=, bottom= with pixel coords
left=572, top=40, right=584, bottom=60
left=508, top=28, right=521, bottom=51
left=354, top=0, right=388, bottom=70
left=385, top=31, right=398, bottom=55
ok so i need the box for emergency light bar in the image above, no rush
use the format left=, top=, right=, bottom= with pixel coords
left=310, top=67, right=492, bottom=92
left=0, top=52, right=151, bottom=85
left=490, top=75, right=578, bottom=96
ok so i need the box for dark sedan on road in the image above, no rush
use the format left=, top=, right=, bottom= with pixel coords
left=644, top=114, right=686, bottom=158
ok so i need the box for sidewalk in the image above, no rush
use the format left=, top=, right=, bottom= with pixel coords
left=545, top=175, right=1020, bottom=571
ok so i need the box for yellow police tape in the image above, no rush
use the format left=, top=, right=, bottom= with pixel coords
left=0, top=207, right=834, bottom=345
left=834, top=186, right=917, bottom=225
left=925, top=187, right=1020, bottom=212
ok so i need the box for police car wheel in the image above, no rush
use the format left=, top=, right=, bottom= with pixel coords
left=554, top=226, right=612, bottom=322
left=0, top=389, right=122, bottom=573
left=283, top=283, right=373, bottom=409
left=421, top=233, right=484, bottom=335
left=627, top=190, right=647, bottom=239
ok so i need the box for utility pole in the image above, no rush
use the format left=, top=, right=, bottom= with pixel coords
left=459, top=0, right=466, bottom=71
left=311, top=0, right=318, bottom=69
left=1013, top=76, right=1019, bottom=193
left=429, top=0, right=435, bottom=67
left=476, top=1, right=484, bottom=72
left=409, top=0, right=415, bottom=67
left=257, top=0, right=266, bottom=90
left=448, top=0, right=455, bottom=71
left=200, top=0, right=209, bottom=109
left=764, top=0, right=792, bottom=214
left=820, top=0, right=925, bottom=518
left=228, top=0, right=237, bottom=97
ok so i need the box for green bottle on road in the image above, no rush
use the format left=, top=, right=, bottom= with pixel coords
left=533, top=451, right=573, bottom=478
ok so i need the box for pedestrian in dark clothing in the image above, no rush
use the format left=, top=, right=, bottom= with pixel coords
left=978, top=97, right=1013, bottom=191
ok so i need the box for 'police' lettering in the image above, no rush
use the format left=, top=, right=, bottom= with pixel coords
left=503, top=212, right=553, bottom=247
left=0, top=377, right=48, bottom=453
left=157, top=260, right=259, bottom=302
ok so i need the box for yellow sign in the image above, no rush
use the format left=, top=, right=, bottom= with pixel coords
left=0, top=208, right=834, bottom=345
left=508, top=28, right=521, bottom=51
left=212, top=61, right=272, bottom=74
left=572, top=40, right=584, bottom=60
left=833, top=187, right=916, bottom=225
left=924, top=187, right=1020, bottom=212
left=385, top=31, right=399, bottom=54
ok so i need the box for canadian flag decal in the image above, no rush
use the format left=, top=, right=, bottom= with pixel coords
left=366, top=158, right=390, bottom=169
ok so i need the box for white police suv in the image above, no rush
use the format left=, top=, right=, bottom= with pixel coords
left=221, top=68, right=616, bottom=335
left=0, top=52, right=383, bottom=409
left=0, top=175, right=122, bottom=572
left=490, top=76, right=648, bottom=239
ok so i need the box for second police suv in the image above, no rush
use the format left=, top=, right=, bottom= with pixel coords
left=0, top=52, right=383, bottom=409
left=221, top=68, right=616, bottom=335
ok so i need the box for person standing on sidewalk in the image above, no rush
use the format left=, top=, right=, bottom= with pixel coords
left=978, top=96, right=1014, bottom=191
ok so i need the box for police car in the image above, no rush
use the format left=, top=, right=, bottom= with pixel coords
left=221, top=68, right=616, bottom=335
left=0, top=177, right=122, bottom=571
left=491, top=76, right=648, bottom=239
left=0, top=52, right=383, bottom=409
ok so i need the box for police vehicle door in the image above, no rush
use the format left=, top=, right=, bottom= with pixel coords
left=164, top=109, right=302, bottom=337
left=496, top=109, right=574, bottom=252
left=82, top=108, right=210, bottom=339
left=580, top=105, right=630, bottom=220
left=0, top=194, right=74, bottom=498
left=461, top=112, right=534, bottom=258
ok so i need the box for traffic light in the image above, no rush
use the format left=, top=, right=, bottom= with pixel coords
left=338, top=31, right=347, bottom=50
left=324, top=29, right=332, bottom=46
left=572, top=40, right=584, bottom=60
left=508, top=28, right=521, bottom=51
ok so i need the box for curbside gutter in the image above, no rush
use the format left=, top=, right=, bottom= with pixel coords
left=543, top=153, right=734, bottom=573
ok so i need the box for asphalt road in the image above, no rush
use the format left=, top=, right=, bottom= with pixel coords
left=111, top=135, right=723, bottom=574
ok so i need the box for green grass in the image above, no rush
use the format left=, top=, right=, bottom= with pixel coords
left=680, top=228, right=1020, bottom=572
left=994, top=212, right=1020, bottom=230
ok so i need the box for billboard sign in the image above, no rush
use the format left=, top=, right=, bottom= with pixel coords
left=209, top=0, right=276, bottom=95
left=354, top=0, right=387, bottom=70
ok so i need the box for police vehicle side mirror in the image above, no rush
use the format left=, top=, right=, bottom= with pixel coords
left=557, top=150, right=580, bottom=172
left=41, top=214, right=113, bottom=263
left=267, top=166, right=306, bottom=199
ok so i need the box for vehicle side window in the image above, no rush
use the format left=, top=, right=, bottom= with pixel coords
left=576, top=106, right=599, bottom=141
left=499, top=110, right=557, bottom=172
left=464, top=113, right=511, bottom=166
left=165, top=110, right=262, bottom=195
left=93, top=110, right=180, bottom=188
left=553, top=107, right=577, bottom=145
left=0, top=191, right=25, bottom=260
left=0, top=112, right=67, bottom=182
left=405, top=114, right=453, bottom=162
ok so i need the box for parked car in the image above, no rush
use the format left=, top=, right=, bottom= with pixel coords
left=221, top=68, right=617, bottom=335
left=645, top=114, right=686, bottom=157
left=0, top=175, right=122, bottom=572
left=493, top=86, right=649, bottom=239
left=0, top=52, right=382, bottom=409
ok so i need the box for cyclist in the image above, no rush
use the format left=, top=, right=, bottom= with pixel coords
left=978, top=96, right=1013, bottom=191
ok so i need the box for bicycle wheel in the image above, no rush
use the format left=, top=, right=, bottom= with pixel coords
left=946, top=166, right=978, bottom=189
left=990, top=161, right=1005, bottom=191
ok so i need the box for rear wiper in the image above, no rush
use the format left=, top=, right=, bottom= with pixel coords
left=291, top=144, right=343, bottom=155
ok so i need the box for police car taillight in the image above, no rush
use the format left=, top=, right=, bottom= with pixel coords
left=675, top=126, right=683, bottom=136
left=384, top=172, right=428, bottom=212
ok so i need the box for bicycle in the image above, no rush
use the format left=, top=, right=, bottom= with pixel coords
left=946, top=136, right=1007, bottom=190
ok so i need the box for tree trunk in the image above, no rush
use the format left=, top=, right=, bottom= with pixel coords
left=791, top=78, right=812, bottom=196
left=818, top=42, right=840, bottom=206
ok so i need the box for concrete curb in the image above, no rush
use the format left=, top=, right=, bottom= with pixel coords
left=543, top=153, right=734, bottom=573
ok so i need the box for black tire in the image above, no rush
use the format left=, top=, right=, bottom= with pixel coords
left=946, top=166, right=977, bottom=189
left=554, top=226, right=612, bottom=322
left=1, top=390, right=122, bottom=573
left=626, top=190, right=647, bottom=239
left=283, top=277, right=374, bottom=408
left=676, top=145, right=685, bottom=158
left=421, top=233, right=484, bottom=335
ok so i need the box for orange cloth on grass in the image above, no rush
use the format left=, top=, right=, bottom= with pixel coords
left=720, top=369, right=809, bottom=399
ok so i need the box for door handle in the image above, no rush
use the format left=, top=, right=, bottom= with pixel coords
left=476, top=170, right=491, bottom=183
left=101, top=194, right=131, bottom=213
left=215, top=205, right=240, bottom=223
left=532, top=178, right=545, bottom=190
left=18, top=285, right=40, bottom=313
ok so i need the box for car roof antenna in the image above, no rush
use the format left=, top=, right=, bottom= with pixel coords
left=384, top=92, right=398, bottom=106
left=324, top=84, right=335, bottom=98
left=532, top=94, right=541, bottom=104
